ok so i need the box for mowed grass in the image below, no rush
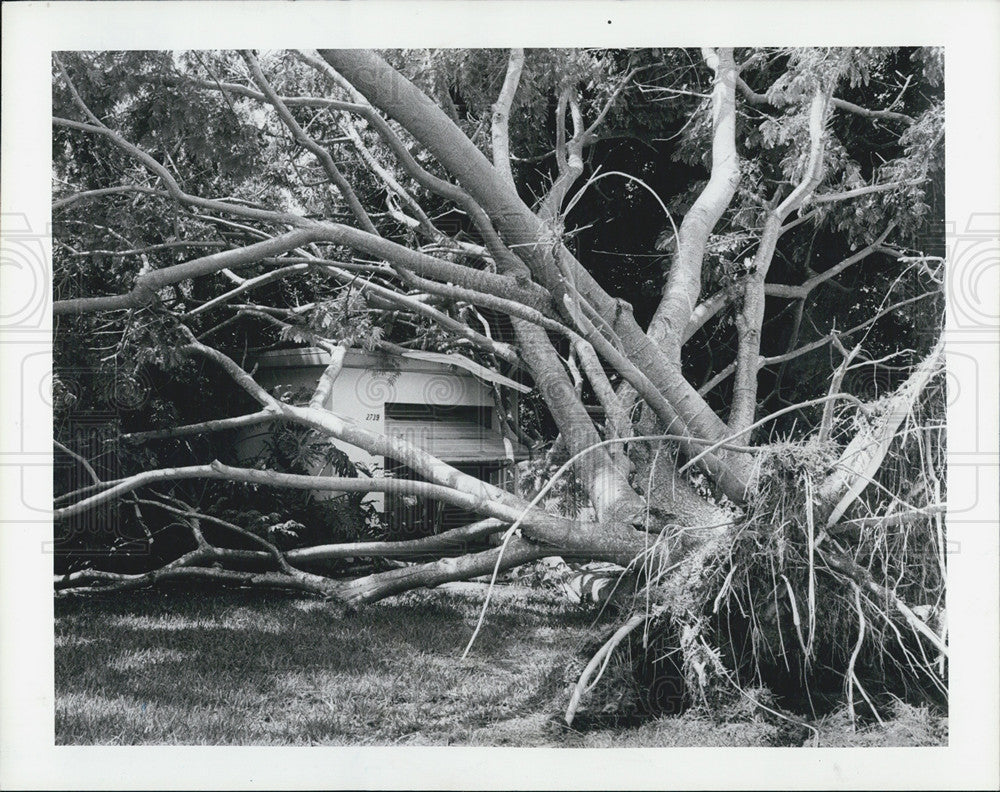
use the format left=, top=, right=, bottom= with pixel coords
left=56, top=583, right=604, bottom=745
left=55, top=584, right=947, bottom=746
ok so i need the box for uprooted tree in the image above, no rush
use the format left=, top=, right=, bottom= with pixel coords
left=53, top=47, right=947, bottom=723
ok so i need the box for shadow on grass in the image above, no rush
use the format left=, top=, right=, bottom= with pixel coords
left=55, top=584, right=597, bottom=745
left=55, top=584, right=946, bottom=747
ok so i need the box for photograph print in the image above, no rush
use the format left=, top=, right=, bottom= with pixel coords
left=52, top=45, right=949, bottom=749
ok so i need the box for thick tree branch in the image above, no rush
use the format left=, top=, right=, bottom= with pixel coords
left=396, top=268, right=564, bottom=330
left=511, top=317, right=644, bottom=522
left=53, top=184, right=168, bottom=211
left=319, top=50, right=740, bottom=492
left=54, top=461, right=505, bottom=522
left=829, top=96, right=915, bottom=126
left=697, top=291, right=937, bottom=396
left=491, top=48, right=524, bottom=190
left=54, top=116, right=549, bottom=312
left=736, top=75, right=915, bottom=125
left=538, top=87, right=586, bottom=223
left=683, top=286, right=734, bottom=343
left=308, top=345, right=347, bottom=410
left=287, top=518, right=506, bottom=562
left=329, top=536, right=552, bottom=605
left=54, top=117, right=306, bottom=226
left=729, top=86, right=830, bottom=437
left=54, top=228, right=325, bottom=316
left=122, top=410, right=279, bottom=442
left=687, top=224, right=896, bottom=338
left=647, top=48, right=740, bottom=361
left=181, top=336, right=282, bottom=409
left=315, top=221, right=548, bottom=307
left=54, top=440, right=100, bottom=483
left=572, top=340, right=633, bottom=475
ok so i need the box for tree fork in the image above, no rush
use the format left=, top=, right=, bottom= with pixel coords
left=318, top=49, right=746, bottom=495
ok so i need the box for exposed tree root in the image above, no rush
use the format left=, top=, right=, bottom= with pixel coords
left=565, top=612, right=650, bottom=726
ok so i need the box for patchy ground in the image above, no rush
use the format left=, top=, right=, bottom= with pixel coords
left=55, top=585, right=945, bottom=746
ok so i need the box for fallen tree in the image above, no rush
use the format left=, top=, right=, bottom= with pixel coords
left=53, top=46, right=946, bottom=723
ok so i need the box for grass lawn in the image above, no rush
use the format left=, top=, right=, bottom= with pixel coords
left=55, top=584, right=946, bottom=746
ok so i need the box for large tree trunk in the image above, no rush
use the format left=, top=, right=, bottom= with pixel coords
left=318, top=49, right=750, bottom=503
left=511, top=317, right=645, bottom=523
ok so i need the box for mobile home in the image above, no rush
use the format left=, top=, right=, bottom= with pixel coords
left=240, top=347, right=530, bottom=534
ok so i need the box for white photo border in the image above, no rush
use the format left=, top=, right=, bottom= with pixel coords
left=2, top=1, right=997, bottom=789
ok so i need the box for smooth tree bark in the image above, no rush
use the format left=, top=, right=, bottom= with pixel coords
left=647, top=48, right=740, bottom=363
left=318, top=50, right=744, bottom=493
left=728, top=86, right=830, bottom=438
